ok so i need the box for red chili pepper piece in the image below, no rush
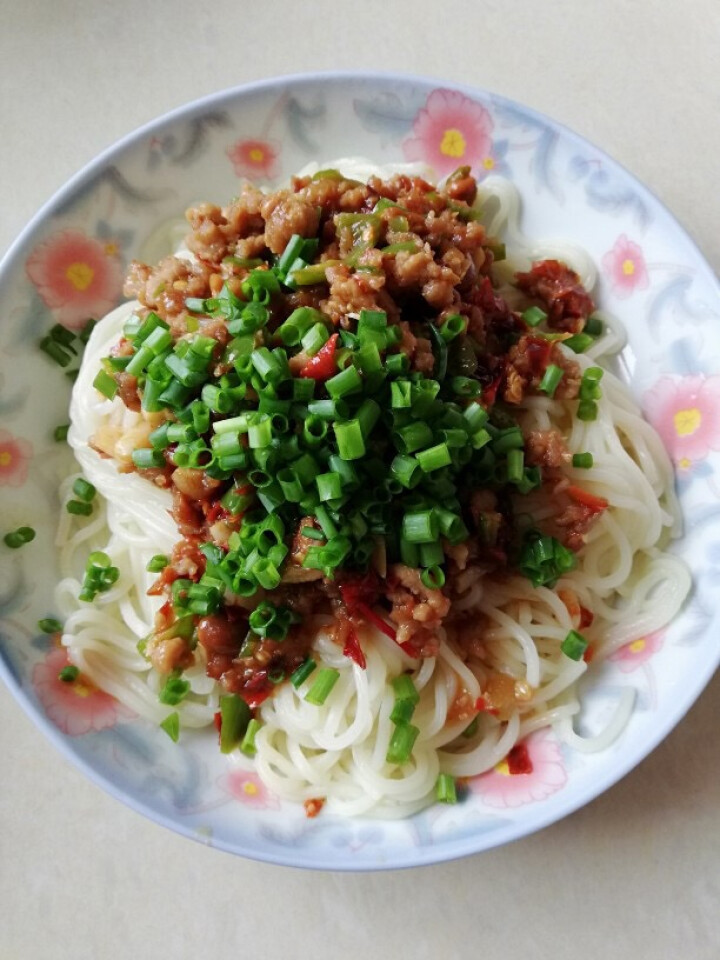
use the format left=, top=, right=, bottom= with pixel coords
left=579, top=606, right=594, bottom=630
left=241, top=688, right=272, bottom=710
left=398, top=640, right=421, bottom=659
left=523, top=335, right=554, bottom=376
left=342, top=625, right=367, bottom=669
left=482, top=372, right=503, bottom=407
left=356, top=601, right=396, bottom=642
left=298, top=333, right=339, bottom=380
left=339, top=571, right=381, bottom=609
left=474, top=696, right=499, bottom=717
left=506, top=743, right=533, bottom=776
left=565, top=484, right=608, bottom=512
left=239, top=670, right=272, bottom=709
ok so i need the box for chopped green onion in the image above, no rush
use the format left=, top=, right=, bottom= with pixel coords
left=390, top=699, right=416, bottom=724
left=390, top=454, right=422, bottom=490
left=290, top=658, right=317, bottom=688
left=519, top=531, right=577, bottom=588
left=58, top=665, right=80, bottom=683
left=66, top=499, right=93, bottom=516
left=435, top=773, right=458, bottom=804
left=492, top=427, right=524, bottom=454
left=506, top=448, right=524, bottom=484
left=72, top=477, right=96, bottom=502
left=522, top=306, right=547, bottom=327
left=218, top=693, right=251, bottom=753
left=561, top=629, right=588, bottom=661
left=146, top=554, right=169, bottom=573
left=390, top=381, right=413, bottom=409
left=240, top=718, right=261, bottom=756
left=563, top=333, right=594, bottom=354
left=54, top=424, right=70, bottom=442
left=159, top=672, right=191, bottom=706
left=420, top=565, right=445, bottom=589
left=305, top=667, right=340, bottom=705
left=415, top=443, right=452, bottom=473
left=160, top=712, right=180, bottom=742
left=439, top=313, right=467, bottom=342
left=450, top=376, right=481, bottom=398
left=326, top=364, right=363, bottom=399
left=300, top=322, right=330, bottom=356
left=572, top=452, right=594, bottom=469
left=39, top=336, right=73, bottom=367
left=585, top=315, right=604, bottom=337
left=386, top=722, right=420, bottom=765
left=392, top=674, right=420, bottom=704
left=334, top=420, right=365, bottom=461
left=394, top=421, right=433, bottom=454
left=402, top=510, right=438, bottom=544
left=539, top=364, right=564, bottom=397
left=38, top=617, right=63, bottom=634
left=577, top=399, right=598, bottom=421
left=132, top=448, right=166, bottom=469
left=3, top=526, right=35, bottom=549
left=93, top=369, right=118, bottom=399
left=316, top=472, right=343, bottom=502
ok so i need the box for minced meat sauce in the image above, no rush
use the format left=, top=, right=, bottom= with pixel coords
left=103, top=165, right=601, bottom=706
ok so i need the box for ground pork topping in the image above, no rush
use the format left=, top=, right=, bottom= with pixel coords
left=101, top=165, right=603, bottom=705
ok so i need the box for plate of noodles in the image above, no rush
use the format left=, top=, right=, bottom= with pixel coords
left=1, top=72, right=718, bottom=870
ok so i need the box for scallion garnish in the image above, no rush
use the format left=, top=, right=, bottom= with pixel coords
left=522, top=306, right=547, bottom=327
left=561, top=629, right=588, bottom=661
left=58, top=665, right=80, bottom=683
left=435, top=773, right=458, bottom=803
left=305, top=667, right=340, bottom=705
left=158, top=672, right=191, bottom=706
left=572, top=452, right=594, bottom=469
left=386, top=722, right=420, bottom=765
left=72, top=477, right=96, bottom=502
left=290, top=658, right=317, bottom=688
left=66, top=500, right=93, bottom=516
left=160, top=712, right=180, bottom=742
left=3, top=527, right=35, bottom=549
left=218, top=693, right=251, bottom=753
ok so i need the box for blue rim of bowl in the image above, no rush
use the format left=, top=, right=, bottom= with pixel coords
left=1, top=70, right=719, bottom=871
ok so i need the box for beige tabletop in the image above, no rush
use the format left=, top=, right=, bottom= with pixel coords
left=2, top=2, right=720, bottom=957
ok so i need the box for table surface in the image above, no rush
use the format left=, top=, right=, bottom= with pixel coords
left=2, top=2, right=719, bottom=957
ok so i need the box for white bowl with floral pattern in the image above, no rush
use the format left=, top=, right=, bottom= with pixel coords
left=1, top=72, right=719, bottom=870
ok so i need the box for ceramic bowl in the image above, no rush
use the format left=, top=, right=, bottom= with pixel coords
left=2, top=72, right=719, bottom=869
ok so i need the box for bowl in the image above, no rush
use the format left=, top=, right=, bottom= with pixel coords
left=2, top=71, right=719, bottom=870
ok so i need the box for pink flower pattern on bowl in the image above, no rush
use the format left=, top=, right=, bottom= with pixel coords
left=601, top=234, right=650, bottom=298
left=468, top=731, right=567, bottom=809
left=0, top=429, right=32, bottom=487
left=32, top=648, right=132, bottom=736
left=221, top=769, right=281, bottom=810
left=403, top=89, right=494, bottom=178
left=226, top=138, right=279, bottom=180
left=26, top=229, right=124, bottom=329
left=610, top=630, right=664, bottom=673
left=643, top=375, right=720, bottom=467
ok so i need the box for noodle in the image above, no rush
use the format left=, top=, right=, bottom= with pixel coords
left=56, top=163, right=690, bottom=818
